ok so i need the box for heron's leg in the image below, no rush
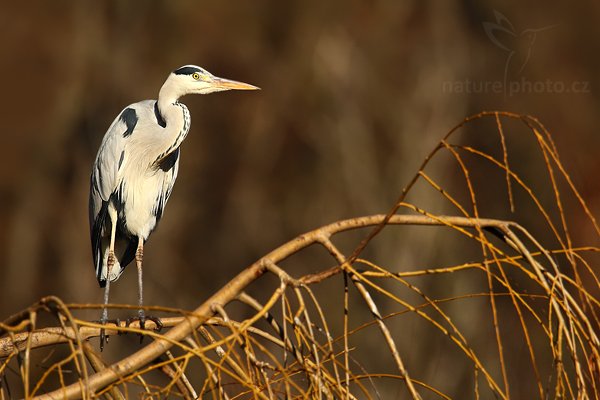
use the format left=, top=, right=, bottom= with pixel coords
left=100, top=210, right=118, bottom=351
left=135, top=237, right=145, bottom=328
left=128, top=237, right=162, bottom=341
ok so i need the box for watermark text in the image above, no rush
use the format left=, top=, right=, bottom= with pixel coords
left=442, top=77, right=590, bottom=97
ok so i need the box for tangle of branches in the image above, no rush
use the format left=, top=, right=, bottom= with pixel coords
left=1, top=112, right=599, bottom=399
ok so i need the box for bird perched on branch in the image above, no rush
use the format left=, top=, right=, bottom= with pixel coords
left=89, top=65, right=259, bottom=349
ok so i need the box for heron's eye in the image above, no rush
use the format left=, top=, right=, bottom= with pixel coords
left=192, top=72, right=201, bottom=80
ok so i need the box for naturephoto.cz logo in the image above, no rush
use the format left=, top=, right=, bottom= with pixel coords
left=443, top=10, right=590, bottom=97
left=443, top=77, right=590, bottom=96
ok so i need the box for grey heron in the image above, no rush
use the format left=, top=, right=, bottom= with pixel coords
left=89, top=65, right=258, bottom=349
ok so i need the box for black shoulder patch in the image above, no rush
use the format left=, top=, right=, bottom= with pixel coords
left=154, top=101, right=166, bottom=128
left=120, top=108, right=138, bottom=137
left=173, top=65, right=202, bottom=75
left=158, top=147, right=180, bottom=172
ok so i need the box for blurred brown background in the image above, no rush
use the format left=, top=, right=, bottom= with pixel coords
left=0, top=1, right=598, bottom=391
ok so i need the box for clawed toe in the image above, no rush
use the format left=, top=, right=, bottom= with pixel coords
left=145, top=315, right=164, bottom=332
left=126, top=314, right=163, bottom=343
left=100, top=328, right=107, bottom=351
left=125, top=315, right=162, bottom=331
left=96, top=318, right=122, bottom=351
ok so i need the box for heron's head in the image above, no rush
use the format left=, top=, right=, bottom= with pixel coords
left=165, top=65, right=259, bottom=97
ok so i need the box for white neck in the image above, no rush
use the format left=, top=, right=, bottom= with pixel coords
left=157, top=77, right=184, bottom=121
left=149, top=77, right=191, bottom=164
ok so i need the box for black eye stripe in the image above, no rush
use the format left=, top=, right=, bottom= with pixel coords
left=173, top=66, right=203, bottom=75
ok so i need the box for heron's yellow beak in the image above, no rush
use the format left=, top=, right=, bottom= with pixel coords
left=211, top=76, right=260, bottom=91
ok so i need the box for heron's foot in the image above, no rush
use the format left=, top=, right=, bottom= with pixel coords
left=95, top=318, right=122, bottom=351
left=126, top=314, right=163, bottom=343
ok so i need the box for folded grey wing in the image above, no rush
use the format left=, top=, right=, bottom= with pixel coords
left=89, top=107, right=134, bottom=282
